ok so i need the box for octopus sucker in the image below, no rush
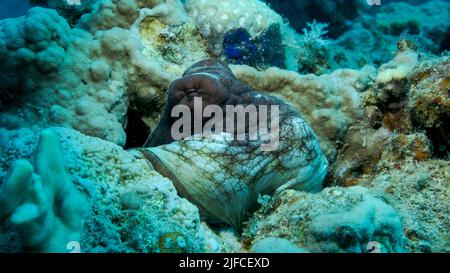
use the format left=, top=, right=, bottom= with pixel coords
left=134, top=59, right=328, bottom=231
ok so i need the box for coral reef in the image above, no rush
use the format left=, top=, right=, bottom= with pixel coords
left=133, top=0, right=187, bottom=27
left=296, top=21, right=331, bottom=74
left=76, top=0, right=139, bottom=31
left=243, top=186, right=404, bottom=253
left=322, top=46, right=449, bottom=255
left=138, top=16, right=209, bottom=73
left=30, top=0, right=96, bottom=25
left=76, top=0, right=188, bottom=32
left=293, top=1, right=450, bottom=74
left=0, top=127, right=203, bottom=252
left=234, top=43, right=449, bottom=253
left=374, top=1, right=449, bottom=45
left=0, top=7, right=174, bottom=146
left=331, top=44, right=421, bottom=182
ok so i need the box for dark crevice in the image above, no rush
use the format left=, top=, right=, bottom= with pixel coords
left=425, top=126, right=450, bottom=159
left=411, top=113, right=450, bottom=159
left=124, top=94, right=162, bottom=149
left=124, top=107, right=151, bottom=149
left=439, top=27, right=450, bottom=53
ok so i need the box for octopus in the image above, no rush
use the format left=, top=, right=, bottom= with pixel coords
left=133, top=59, right=328, bottom=230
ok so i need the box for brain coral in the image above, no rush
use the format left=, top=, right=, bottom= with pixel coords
left=184, top=0, right=284, bottom=55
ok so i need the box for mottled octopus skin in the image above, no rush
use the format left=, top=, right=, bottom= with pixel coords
left=136, top=59, right=328, bottom=231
